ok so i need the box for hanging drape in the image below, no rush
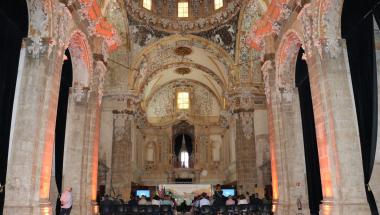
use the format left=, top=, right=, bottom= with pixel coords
left=295, top=48, right=323, bottom=215
left=342, top=0, right=379, bottom=213
left=0, top=1, right=28, bottom=213
left=54, top=49, right=73, bottom=214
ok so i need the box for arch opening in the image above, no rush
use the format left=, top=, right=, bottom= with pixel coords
left=53, top=49, right=73, bottom=214
left=295, top=48, right=323, bottom=214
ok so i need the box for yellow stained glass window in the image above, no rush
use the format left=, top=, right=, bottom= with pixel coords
left=177, top=92, right=189, bottom=109
left=215, top=0, right=223, bottom=10
left=178, top=2, right=189, bottom=18
left=143, top=0, right=152, bottom=10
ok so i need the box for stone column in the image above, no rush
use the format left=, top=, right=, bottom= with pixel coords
left=235, top=111, right=257, bottom=194
left=62, top=60, right=106, bottom=215
left=306, top=38, right=370, bottom=214
left=110, top=113, right=133, bottom=200
left=61, top=87, right=90, bottom=215
left=4, top=37, right=64, bottom=215
left=253, top=110, right=269, bottom=198
left=262, top=60, right=309, bottom=214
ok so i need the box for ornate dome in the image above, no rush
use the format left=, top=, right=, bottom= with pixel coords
left=126, top=0, right=242, bottom=33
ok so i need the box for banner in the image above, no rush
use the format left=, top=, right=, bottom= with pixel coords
left=159, top=184, right=212, bottom=205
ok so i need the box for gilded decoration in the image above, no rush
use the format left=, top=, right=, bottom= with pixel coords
left=125, top=0, right=242, bottom=33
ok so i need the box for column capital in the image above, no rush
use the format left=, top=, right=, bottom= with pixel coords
left=226, top=89, right=256, bottom=113
left=24, top=37, right=56, bottom=59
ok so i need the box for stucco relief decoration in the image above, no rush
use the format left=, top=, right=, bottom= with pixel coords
left=125, top=0, right=241, bottom=33
left=128, top=15, right=170, bottom=52
left=29, top=0, right=49, bottom=37
left=53, top=3, right=73, bottom=48
left=26, top=37, right=54, bottom=59
left=76, top=0, right=121, bottom=52
left=261, top=60, right=274, bottom=104
left=147, top=83, right=175, bottom=117
left=276, top=31, right=301, bottom=91
left=92, top=61, right=108, bottom=105
left=192, top=85, right=215, bottom=116
left=299, top=4, right=319, bottom=58
left=237, top=0, right=263, bottom=82
left=69, top=31, right=93, bottom=84
left=247, top=0, right=299, bottom=50
left=195, top=14, right=239, bottom=56
left=133, top=37, right=231, bottom=90
left=72, top=83, right=90, bottom=103
left=239, top=112, right=254, bottom=139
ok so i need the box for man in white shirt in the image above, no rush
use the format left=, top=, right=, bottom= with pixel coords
left=138, top=195, right=148, bottom=205
left=199, top=193, right=210, bottom=207
left=60, top=187, right=73, bottom=215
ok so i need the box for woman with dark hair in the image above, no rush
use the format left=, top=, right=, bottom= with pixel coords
left=212, top=184, right=225, bottom=211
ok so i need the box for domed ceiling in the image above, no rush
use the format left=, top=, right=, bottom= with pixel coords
left=126, top=0, right=242, bottom=33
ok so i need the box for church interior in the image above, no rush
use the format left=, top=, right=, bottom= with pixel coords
left=1, top=0, right=380, bottom=214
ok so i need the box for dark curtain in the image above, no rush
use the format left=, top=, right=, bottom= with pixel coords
left=174, top=134, right=193, bottom=155
left=0, top=0, right=28, bottom=213
left=295, top=48, right=323, bottom=215
left=342, top=0, right=379, bottom=213
left=54, top=49, right=73, bottom=214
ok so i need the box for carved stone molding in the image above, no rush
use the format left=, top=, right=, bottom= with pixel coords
left=125, top=0, right=241, bottom=33
left=29, top=0, right=50, bottom=37
left=261, top=60, right=274, bottom=104
left=24, top=37, right=55, bottom=59
left=239, top=111, right=254, bottom=140
left=92, top=60, right=108, bottom=104
left=227, top=90, right=256, bottom=113
left=71, top=84, right=90, bottom=103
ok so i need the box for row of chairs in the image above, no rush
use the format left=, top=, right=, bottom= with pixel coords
left=101, top=204, right=172, bottom=215
left=100, top=204, right=272, bottom=215
left=195, top=204, right=272, bottom=215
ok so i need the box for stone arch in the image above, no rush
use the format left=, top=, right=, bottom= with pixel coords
left=68, top=30, right=94, bottom=89
left=129, top=34, right=234, bottom=90
left=275, top=30, right=303, bottom=94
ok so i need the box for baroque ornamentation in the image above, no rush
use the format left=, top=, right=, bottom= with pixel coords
left=92, top=61, right=108, bottom=105
left=29, top=0, right=50, bottom=37
left=261, top=60, right=274, bottom=104
left=239, top=111, right=254, bottom=140
left=247, top=0, right=300, bottom=50
left=275, top=30, right=302, bottom=91
left=25, top=37, right=55, bottom=59
left=236, top=0, right=263, bottom=83
left=125, top=0, right=241, bottom=33
left=195, top=13, right=239, bottom=57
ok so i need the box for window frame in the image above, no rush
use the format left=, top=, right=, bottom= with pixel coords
left=177, top=1, right=189, bottom=18
left=142, top=0, right=152, bottom=11
left=214, top=0, right=224, bottom=10
left=177, top=91, right=190, bottom=110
